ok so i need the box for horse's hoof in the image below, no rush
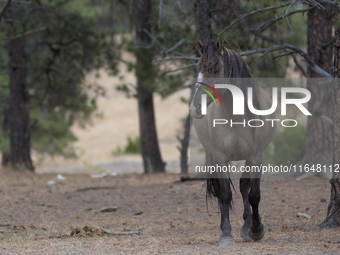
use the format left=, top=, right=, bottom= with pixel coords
left=240, top=227, right=251, bottom=242
left=249, top=223, right=265, bottom=241
left=219, top=235, right=234, bottom=247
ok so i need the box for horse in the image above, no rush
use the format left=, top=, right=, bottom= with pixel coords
left=189, top=38, right=276, bottom=246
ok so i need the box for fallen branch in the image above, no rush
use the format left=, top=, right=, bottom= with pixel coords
left=0, top=230, right=18, bottom=233
left=100, top=206, right=118, bottom=212
left=0, top=223, right=11, bottom=227
left=180, top=174, right=205, bottom=182
left=297, top=213, right=311, bottom=219
left=101, top=228, right=144, bottom=235
left=75, top=186, right=115, bottom=192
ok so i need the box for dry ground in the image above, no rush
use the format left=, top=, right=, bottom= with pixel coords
left=0, top=169, right=340, bottom=254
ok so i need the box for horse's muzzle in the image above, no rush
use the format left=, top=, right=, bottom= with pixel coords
left=189, top=104, right=203, bottom=119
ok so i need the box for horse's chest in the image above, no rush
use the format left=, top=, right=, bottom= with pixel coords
left=193, top=118, right=254, bottom=160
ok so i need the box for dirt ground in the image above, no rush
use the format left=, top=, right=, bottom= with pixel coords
left=0, top=169, right=339, bottom=255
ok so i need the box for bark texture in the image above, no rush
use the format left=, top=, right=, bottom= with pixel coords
left=1, top=108, right=10, bottom=166
left=184, top=0, right=212, bottom=174
left=195, top=0, right=212, bottom=44
left=319, top=9, right=340, bottom=227
left=180, top=0, right=212, bottom=175
left=299, top=5, right=333, bottom=174
left=135, top=0, right=165, bottom=173
left=5, top=4, right=34, bottom=171
left=178, top=114, right=190, bottom=174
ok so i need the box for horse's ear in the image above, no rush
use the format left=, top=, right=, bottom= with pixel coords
left=196, top=38, right=203, bottom=56
left=216, top=38, right=223, bottom=55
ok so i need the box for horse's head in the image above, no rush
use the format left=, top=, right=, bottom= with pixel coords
left=189, top=38, right=225, bottom=119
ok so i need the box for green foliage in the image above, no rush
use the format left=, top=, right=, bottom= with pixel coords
left=264, top=125, right=306, bottom=166
left=112, top=136, right=141, bottom=156
left=30, top=109, right=78, bottom=158
left=12, top=21, right=24, bottom=35
left=26, top=0, right=103, bottom=157
left=0, top=0, right=312, bottom=161
left=335, top=0, right=340, bottom=29
left=125, top=136, right=141, bottom=154
left=0, top=0, right=108, bottom=159
left=0, top=130, right=9, bottom=154
left=140, top=0, right=309, bottom=79
left=109, top=0, right=194, bottom=98
left=247, top=55, right=289, bottom=78
left=209, top=0, right=307, bottom=78
left=115, top=33, right=188, bottom=99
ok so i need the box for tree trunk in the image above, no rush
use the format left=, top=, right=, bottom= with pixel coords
left=184, top=0, right=211, bottom=175
left=1, top=108, right=10, bottom=167
left=298, top=5, right=333, bottom=177
left=214, top=0, right=235, bottom=29
left=178, top=114, right=191, bottom=174
left=5, top=4, right=34, bottom=171
left=319, top=7, right=340, bottom=228
left=195, top=0, right=212, bottom=44
left=135, top=0, right=165, bottom=173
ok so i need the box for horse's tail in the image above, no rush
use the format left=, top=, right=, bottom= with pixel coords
left=206, top=178, right=218, bottom=199
left=206, top=178, right=235, bottom=211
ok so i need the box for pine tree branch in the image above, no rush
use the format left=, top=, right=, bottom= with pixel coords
left=160, top=39, right=189, bottom=55
left=218, top=0, right=296, bottom=35
left=161, top=64, right=196, bottom=74
left=248, top=6, right=315, bottom=33
left=273, top=51, right=296, bottom=59
left=155, top=43, right=331, bottom=78
left=8, top=27, right=46, bottom=40
left=218, top=0, right=339, bottom=36
left=106, top=51, right=132, bottom=66
left=239, top=44, right=332, bottom=78
left=153, top=56, right=199, bottom=63
left=0, top=0, right=11, bottom=20
left=291, top=54, right=309, bottom=78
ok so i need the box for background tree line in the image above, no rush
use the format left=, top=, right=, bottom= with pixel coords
left=0, top=0, right=339, bottom=226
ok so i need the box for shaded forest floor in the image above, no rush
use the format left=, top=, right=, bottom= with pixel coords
left=0, top=169, right=339, bottom=254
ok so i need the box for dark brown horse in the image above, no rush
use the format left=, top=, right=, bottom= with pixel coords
left=189, top=38, right=275, bottom=246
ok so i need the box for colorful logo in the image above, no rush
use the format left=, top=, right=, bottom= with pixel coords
left=197, top=82, right=222, bottom=106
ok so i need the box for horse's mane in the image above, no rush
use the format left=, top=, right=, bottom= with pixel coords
left=198, top=41, right=253, bottom=79
left=198, top=41, right=260, bottom=117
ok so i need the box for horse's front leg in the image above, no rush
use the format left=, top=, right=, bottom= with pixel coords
left=218, top=177, right=234, bottom=246
left=248, top=154, right=265, bottom=241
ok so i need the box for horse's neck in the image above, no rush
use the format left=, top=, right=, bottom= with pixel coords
left=217, top=85, right=256, bottom=120
left=217, top=90, right=234, bottom=117
left=220, top=89, right=234, bottom=104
